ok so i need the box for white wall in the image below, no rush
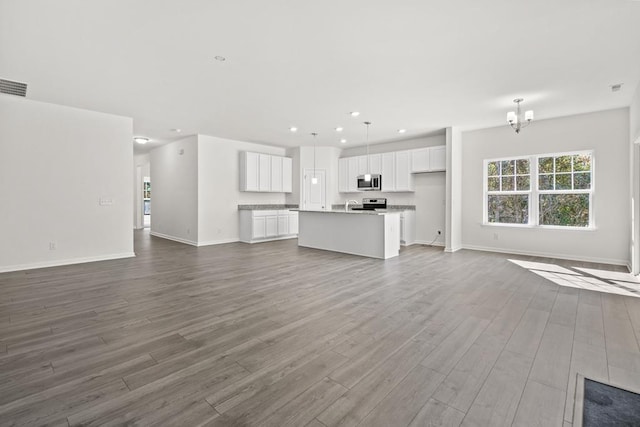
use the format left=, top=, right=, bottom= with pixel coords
left=0, top=95, right=134, bottom=272
left=197, top=135, right=286, bottom=245
left=630, top=81, right=640, bottom=272
left=150, top=136, right=199, bottom=244
left=461, top=108, right=630, bottom=265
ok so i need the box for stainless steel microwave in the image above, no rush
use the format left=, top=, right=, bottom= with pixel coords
left=357, top=174, right=382, bottom=191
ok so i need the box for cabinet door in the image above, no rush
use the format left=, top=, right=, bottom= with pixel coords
left=429, top=146, right=446, bottom=171
left=252, top=216, right=266, bottom=239
left=244, top=152, right=260, bottom=191
left=400, top=215, right=406, bottom=244
left=370, top=153, right=382, bottom=175
left=338, top=158, right=348, bottom=192
left=358, top=156, right=368, bottom=175
left=411, top=148, right=429, bottom=173
left=289, top=213, right=299, bottom=234
left=395, top=151, right=413, bottom=191
left=271, top=156, right=283, bottom=192
left=347, top=157, right=360, bottom=192
left=265, top=216, right=278, bottom=237
left=282, top=157, right=292, bottom=193
left=381, top=152, right=395, bottom=192
left=277, top=214, right=288, bottom=236
left=259, top=154, right=271, bottom=192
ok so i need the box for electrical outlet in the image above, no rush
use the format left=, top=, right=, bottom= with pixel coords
left=49, top=242, right=56, bottom=250
left=493, top=233, right=499, bottom=240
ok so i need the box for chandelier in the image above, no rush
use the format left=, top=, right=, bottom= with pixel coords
left=507, top=98, right=534, bottom=134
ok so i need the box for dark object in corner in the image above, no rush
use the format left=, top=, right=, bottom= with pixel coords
left=583, top=378, right=640, bottom=426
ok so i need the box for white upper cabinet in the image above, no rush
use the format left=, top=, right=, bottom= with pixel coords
left=271, top=156, right=283, bottom=192
left=358, top=156, right=368, bottom=176
left=429, top=146, right=446, bottom=171
left=241, top=152, right=260, bottom=191
left=394, top=151, right=414, bottom=191
left=347, top=157, right=359, bottom=192
left=240, top=152, right=292, bottom=193
left=410, top=145, right=446, bottom=173
left=338, top=158, right=348, bottom=192
left=411, top=148, right=429, bottom=173
left=381, top=152, right=396, bottom=192
left=339, top=146, right=444, bottom=193
left=370, top=153, right=382, bottom=175
left=282, top=157, right=292, bottom=193
left=259, top=154, right=271, bottom=191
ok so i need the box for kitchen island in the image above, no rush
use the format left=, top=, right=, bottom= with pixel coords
left=296, top=209, right=400, bottom=259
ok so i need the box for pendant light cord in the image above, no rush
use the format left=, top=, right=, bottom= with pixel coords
left=312, top=132, right=317, bottom=178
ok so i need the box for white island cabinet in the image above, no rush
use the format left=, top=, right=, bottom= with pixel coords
left=297, top=210, right=400, bottom=259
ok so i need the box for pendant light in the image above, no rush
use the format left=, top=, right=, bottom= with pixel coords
left=311, top=132, right=318, bottom=184
left=506, top=98, right=534, bottom=134
left=364, top=121, right=372, bottom=182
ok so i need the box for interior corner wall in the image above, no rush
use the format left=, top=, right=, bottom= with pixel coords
left=630, top=81, right=640, bottom=273
left=461, top=108, right=630, bottom=265
left=149, top=136, right=199, bottom=245
left=445, top=127, right=462, bottom=252
left=0, top=95, right=134, bottom=272
left=196, top=135, right=286, bottom=246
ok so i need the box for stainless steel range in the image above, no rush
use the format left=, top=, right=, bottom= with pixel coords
left=350, top=198, right=387, bottom=211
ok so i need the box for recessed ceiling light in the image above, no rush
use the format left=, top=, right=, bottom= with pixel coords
left=610, top=83, right=623, bottom=92
left=134, top=137, right=149, bottom=144
left=289, top=127, right=298, bottom=132
left=350, top=111, right=360, bottom=117
left=214, top=56, right=226, bottom=62
left=171, top=128, right=182, bottom=133
left=340, top=139, right=347, bottom=144
left=335, top=127, right=344, bottom=132
left=398, top=129, right=407, bottom=134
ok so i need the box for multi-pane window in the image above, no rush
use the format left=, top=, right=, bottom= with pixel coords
left=485, top=151, right=593, bottom=228
left=486, top=158, right=531, bottom=224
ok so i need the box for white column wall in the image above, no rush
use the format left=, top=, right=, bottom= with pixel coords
left=0, top=95, right=134, bottom=272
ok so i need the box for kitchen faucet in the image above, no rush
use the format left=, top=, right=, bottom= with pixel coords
left=345, top=199, right=359, bottom=210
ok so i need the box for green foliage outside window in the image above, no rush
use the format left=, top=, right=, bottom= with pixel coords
left=486, top=152, right=592, bottom=227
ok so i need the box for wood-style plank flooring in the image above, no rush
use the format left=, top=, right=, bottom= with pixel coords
left=1, top=230, right=640, bottom=426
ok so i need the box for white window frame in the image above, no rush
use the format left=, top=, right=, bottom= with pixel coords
left=483, top=150, right=594, bottom=229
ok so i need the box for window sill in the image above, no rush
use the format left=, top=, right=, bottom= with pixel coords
left=481, top=222, right=596, bottom=231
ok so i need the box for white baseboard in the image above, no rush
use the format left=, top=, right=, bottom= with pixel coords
left=461, top=244, right=628, bottom=267
left=413, top=239, right=445, bottom=247
left=239, top=235, right=298, bottom=244
left=149, top=232, right=242, bottom=247
left=0, top=252, right=136, bottom=273
left=149, top=231, right=198, bottom=246
left=197, top=238, right=240, bottom=247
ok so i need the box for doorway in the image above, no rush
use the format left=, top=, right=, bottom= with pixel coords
left=143, top=177, right=151, bottom=228
left=303, top=169, right=326, bottom=210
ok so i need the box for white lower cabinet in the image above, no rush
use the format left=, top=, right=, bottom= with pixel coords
left=400, top=210, right=416, bottom=246
left=240, top=210, right=299, bottom=243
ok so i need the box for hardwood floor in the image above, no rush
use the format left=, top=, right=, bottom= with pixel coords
left=1, top=230, right=639, bottom=426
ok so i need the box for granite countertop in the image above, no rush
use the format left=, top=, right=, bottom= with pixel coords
left=237, top=204, right=299, bottom=210
left=330, top=204, right=416, bottom=211
left=292, top=208, right=401, bottom=215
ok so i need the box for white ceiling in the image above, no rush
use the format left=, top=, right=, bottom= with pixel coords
left=1, top=0, right=640, bottom=153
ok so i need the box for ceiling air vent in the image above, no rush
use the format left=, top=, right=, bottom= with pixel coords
left=0, top=78, right=28, bottom=97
